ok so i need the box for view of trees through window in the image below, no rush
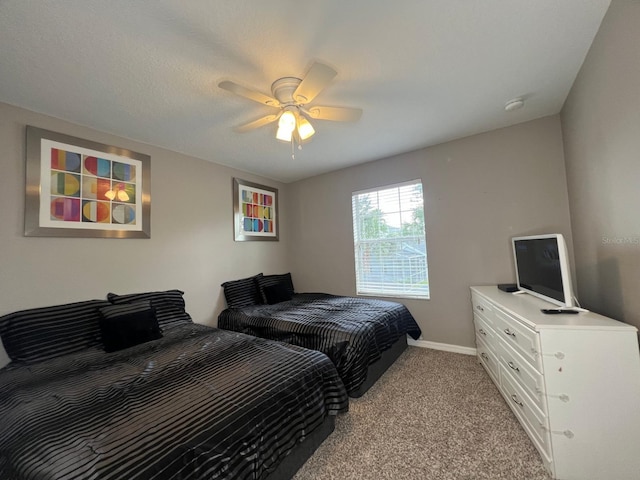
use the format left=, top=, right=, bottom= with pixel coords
left=351, top=180, right=429, bottom=299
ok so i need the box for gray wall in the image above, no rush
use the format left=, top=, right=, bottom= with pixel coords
left=561, top=0, right=640, bottom=327
left=288, top=115, right=572, bottom=348
left=0, top=102, right=291, bottom=366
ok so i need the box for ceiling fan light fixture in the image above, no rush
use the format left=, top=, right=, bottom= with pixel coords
left=276, top=109, right=297, bottom=142
left=297, top=115, right=315, bottom=140
left=220, top=62, right=362, bottom=150
left=278, top=110, right=296, bottom=130
left=276, top=125, right=293, bottom=142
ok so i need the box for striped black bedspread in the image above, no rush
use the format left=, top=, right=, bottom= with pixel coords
left=218, top=294, right=422, bottom=395
left=0, top=324, right=348, bottom=480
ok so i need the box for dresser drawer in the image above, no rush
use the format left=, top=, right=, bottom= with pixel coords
left=474, top=314, right=497, bottom=350
left=497, top=340, right=546, bottom=413
left=471, top=292, right=495, bottom=326
left=477, top=337, right=500, bottom=385
left=493, top=308, right=541, bottom=370
left=500, top=364, right=551, bottom=461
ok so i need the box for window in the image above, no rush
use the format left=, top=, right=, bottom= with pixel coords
left=351, top=180, right=429, bottom=299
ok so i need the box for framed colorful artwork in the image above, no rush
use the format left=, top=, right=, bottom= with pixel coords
left=24, top=126, right=151, bottom=238
left=233, top=178, right=278, bottom=241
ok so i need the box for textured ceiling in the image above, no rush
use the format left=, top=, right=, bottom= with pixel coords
left=0, top=0, right=610, bottom=183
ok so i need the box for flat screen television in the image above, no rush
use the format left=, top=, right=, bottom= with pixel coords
left=512, top=233, right=575, bottom=308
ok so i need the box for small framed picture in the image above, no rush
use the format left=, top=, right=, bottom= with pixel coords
left=233, top=178, right=278, bottom=241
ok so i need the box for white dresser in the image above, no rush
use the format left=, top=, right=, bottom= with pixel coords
left=470, top=286, right=640, bottom=480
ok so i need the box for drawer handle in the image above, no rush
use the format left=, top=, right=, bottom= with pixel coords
left=507, top=361, right=520, bottom=373
left=480, top=352, right=489, bottom=361
left=478, top=328, right=487, bottom=336
left=476, top=305, right=484, bottom=312
left=510, top=394, right=524, bottom=408
left=503, top=328, right=516, bottom=338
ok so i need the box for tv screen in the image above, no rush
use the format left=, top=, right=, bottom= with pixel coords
left=512, top=234, right=574, bottom=307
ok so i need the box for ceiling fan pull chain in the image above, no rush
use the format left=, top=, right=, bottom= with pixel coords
left=291, top=137, right=295, bottom=160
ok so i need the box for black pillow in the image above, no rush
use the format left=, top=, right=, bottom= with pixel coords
left=107, top=289, right=192, bottom=330
left=0, top=299, right=110, bottom=364
left=263, top=282, right=293, bottom=305
left=99, top=301, right=162, bottom=353
left=256, top=273, right=295, bottom=304
left=221, top=273, right=263, bottom=308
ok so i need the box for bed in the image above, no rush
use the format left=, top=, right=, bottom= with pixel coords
left=0, top=291, right=348, bottom=480
left=218, top=274, right=422, bottom=397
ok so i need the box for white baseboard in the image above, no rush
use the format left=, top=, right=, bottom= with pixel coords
left=407, top=338, right=477, bottom=356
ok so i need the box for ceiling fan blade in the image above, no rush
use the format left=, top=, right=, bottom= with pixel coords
left=293, top=62, right=337, bottom=104
left=218, top=80, right=280, bottom=107
left=305, top=105, right=362, bottom=122
left=234, top=114, right=280, bottom=133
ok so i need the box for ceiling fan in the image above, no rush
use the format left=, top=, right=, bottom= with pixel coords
left=218, top=62, right=362, bottom=144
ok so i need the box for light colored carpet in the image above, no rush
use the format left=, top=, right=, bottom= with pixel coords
left=294, top=346, right=552, bottom=480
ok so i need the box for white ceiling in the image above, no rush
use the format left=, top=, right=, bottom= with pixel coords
left=0, top=1, right=610, bottom=183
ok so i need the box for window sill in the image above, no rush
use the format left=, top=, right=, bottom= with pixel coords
left=356, top=292, right=430, bottom=301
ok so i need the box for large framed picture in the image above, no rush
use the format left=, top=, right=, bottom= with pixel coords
left=233, top=178, right=278, bottom=241
left=24, top=126, right=151, bottom=238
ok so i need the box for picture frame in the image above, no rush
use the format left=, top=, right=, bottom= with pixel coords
left=24, top=126, right=151, bottom=238
left=233, top=178, right=278, bottom=241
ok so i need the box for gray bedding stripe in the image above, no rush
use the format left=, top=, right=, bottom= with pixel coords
left=107, top=290, right=193, bottom=330
left=217, top=293, right=422, bottom=395
left=99, top=300, right=153, bottom=318
left=0, top=324, right=348, bottom=480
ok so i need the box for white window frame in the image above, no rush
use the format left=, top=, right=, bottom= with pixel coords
left=351, top=179, right=430, bottom=300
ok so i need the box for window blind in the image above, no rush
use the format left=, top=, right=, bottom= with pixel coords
left=351, top=180, right=429, bottom=299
